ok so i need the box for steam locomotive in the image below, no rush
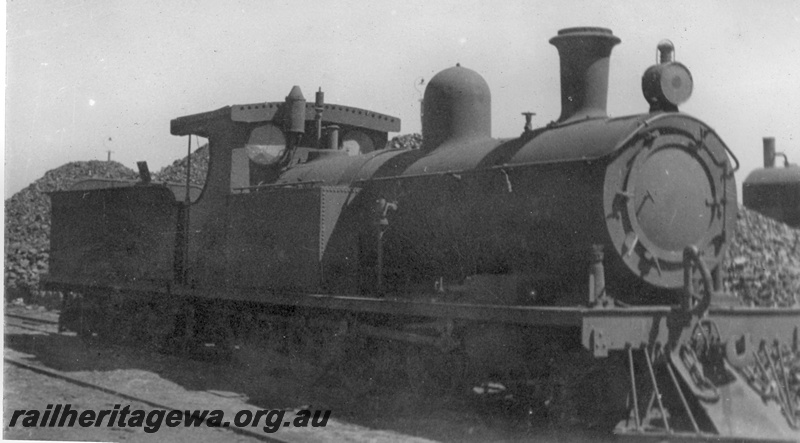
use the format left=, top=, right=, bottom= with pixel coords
left=44, top=27, right=799, bottom=440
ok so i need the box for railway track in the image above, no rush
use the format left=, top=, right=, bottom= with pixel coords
left=5, top=312, right=285, bottom=442
left=4, top=356, right=293, bottom=443
left=7, top=310, right=794, bottom=442
left=5, top=312, right=59, bottom=334
left=6, top=313, right=59, bottom=325
left=4, top=310, right=441, bottom=443
left=5, top=309, right=601, bottom=442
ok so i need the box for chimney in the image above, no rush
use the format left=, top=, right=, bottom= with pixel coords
left=763, top=137, right=776, bottom=168
left=549, top=27, right=620, bottom=123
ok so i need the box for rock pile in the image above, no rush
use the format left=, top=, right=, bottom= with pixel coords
left=389, top=133, right=423, bottom=150
left=5, top=161, right=138, bottom=293
left=153, top=144, right=209, bottom=187
left=724, top=207, right=800, bottom=307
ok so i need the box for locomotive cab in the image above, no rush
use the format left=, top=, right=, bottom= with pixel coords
left=170, top=90, right=401, bottom=290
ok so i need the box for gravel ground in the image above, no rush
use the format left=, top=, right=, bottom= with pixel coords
left=3, top=305, right=606, bottom=443
left=3, top=362, right=260, bottom=443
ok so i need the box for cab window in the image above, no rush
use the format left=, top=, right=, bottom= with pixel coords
left=231, top=124, right=286, bottom=193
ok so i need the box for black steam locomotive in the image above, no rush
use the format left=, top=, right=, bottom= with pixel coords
left=44, top=27, right=799, bottom=440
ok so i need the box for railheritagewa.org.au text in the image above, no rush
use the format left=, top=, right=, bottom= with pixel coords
left=8, top=404, right=331, bottom=434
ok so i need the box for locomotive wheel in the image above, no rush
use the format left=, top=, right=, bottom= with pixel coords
left=283, top=314, right=313, bottom=359
left=75, top=303, right=97, bottom=340
left=137, top=300, right=179, bottom=350
left=311, top=318, right=349, bottom=370
left=278, top=314, right=350, bottom=373
left=542, top=349, right=628, bottom=431
left=74, top=291, right=107, bottom=341
left=157, top=300, right=234, bottom=360
left=253, top=314, right=284, bottom=354
left=405, top=345, right=469, bottom=397
left=58, top=292, right=81, bottom=334
left=161, top=301, right=197, bottom=354
left=198, top=308, right=235, bottom=359
left=98, top=292, right=136, bottom=345
left=332, top=335, right=378, bottom=397
left=59, top=292, right=95, bottom=340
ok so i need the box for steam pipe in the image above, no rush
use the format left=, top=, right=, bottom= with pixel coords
left=315, top=88, right=324, bottom=148
left=327, top=125, right=339, bottom=150
left=763, top=137, right=791, bottom=168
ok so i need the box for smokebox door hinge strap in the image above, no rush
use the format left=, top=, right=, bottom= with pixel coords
left=500, top=169, right=513, bottom=193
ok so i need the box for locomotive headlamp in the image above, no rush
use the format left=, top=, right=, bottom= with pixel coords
left=642, top=39, right=693, bottom=112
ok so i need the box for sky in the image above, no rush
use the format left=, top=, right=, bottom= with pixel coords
left=5, top=0, right=800, bottom=199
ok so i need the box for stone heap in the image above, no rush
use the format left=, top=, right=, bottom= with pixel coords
left=724, top=207, right=800, bottom=307
left=389, top=133, right=423, bottom=150
left=153, top=144, right=209, bottom=186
